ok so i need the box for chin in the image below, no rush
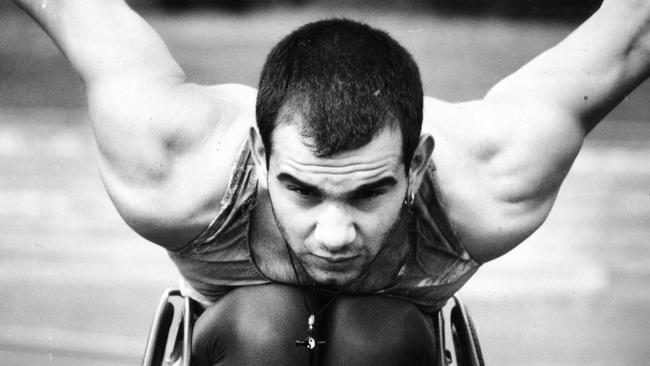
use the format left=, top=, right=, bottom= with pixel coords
left=309, top=270, right=359, bottom=287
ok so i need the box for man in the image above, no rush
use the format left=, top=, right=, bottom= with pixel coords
left=9, top=0, right=650, bottom=365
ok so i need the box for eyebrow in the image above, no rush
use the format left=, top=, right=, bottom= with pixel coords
left=276, top=173, right=398, bottom=197
left=351, top=176, right=398, bottom=194
left=277, top=173, right=322, bottom=194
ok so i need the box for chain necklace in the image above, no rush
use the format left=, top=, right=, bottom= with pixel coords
left=281, top=205, right=412, bottom=360
left=266, top=175, right=415, bottom=363
left=284, top=239, right=347, bottom=354
left=266, top=182, right=348, bottom=358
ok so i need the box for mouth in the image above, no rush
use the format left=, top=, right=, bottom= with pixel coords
left=300, top=254, right=365, bottom=286
left=311, top=254, right=360, bottom=269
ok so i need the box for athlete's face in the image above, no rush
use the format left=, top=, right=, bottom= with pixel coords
left=261, top=124, right=409, bottom=286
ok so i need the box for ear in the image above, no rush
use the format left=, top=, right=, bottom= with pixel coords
left=249, top=127, right=268, bottom=183
left=407, top=134, right=435, bottom=192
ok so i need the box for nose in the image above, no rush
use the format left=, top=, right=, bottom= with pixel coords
left=313, top=202, right=357, bottom=253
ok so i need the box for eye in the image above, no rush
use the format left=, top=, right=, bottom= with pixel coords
left=287, top=185, right=319, bottom=198
left=352, top=189, right=385, bottom=201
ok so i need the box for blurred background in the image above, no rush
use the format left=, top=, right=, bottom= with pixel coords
left=1, top=0, right=648, bottom=365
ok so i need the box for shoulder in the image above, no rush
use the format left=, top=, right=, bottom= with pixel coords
left=204, top=83, right=258, bottom=109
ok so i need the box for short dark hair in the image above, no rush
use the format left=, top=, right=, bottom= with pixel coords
left=256, top=18, right=423, bottom=171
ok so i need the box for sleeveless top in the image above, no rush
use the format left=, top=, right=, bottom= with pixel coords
left=168, top=143, right=480, bottom=313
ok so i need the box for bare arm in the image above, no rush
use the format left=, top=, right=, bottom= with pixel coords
left=426, top=0, right=650, bottom=262
left=11, top=0, right=254, bottom=249
left=487, top=0, right=650, bottom=129
left=13, top=0, right=184, bottom=86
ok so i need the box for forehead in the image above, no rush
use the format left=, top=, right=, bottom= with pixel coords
left=270, top=124, right=404, bottom=192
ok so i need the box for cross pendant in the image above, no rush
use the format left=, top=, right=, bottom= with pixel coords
left=295, top=315, right=326, bottom=350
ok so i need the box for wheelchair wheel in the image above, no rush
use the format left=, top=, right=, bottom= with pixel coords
left=449, top=296, right=485, bottom=366
left=142, top=289, right=202, bottom=366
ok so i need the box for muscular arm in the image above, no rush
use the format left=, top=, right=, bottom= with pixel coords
left=12, top=0, right=253, bottom=249
left=488, top=0, right=650, bottom=129
left=426, top=0, right=650, bottom=262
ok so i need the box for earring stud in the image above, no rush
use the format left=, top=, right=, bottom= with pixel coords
left=404, top=191, right=415, bottom=206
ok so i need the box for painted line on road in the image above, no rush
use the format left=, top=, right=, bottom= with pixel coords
left=0, top=325, right=142, bottom=361
left=0, top=260, right=178, bottom=286
left=461, top=250, right=610, bottom=299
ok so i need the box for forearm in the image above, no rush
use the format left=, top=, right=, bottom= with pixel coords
left=486, top=0, right=650, bottom=132
left=10, top=0, right=184, bottom=86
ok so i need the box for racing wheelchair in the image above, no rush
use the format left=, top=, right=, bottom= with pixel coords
left=142, top=288, right=485, bottom=366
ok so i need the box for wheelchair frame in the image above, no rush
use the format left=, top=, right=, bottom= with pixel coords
left=142, top=288, right=484, bottom=366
